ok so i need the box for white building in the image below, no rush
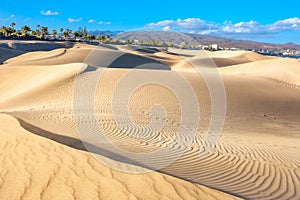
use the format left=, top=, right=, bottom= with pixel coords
left=211, top=44, right=218, bottom=50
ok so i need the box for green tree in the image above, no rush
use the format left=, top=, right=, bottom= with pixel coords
left=77, top=27, right=83, bottom=37
left=73, top=31, right=79, bottom=39
left=96, top=35, right=105, bottom=43
left=36, top=24, right=41, bottom=38
left=87, top=34, right=95, bottom=40
left=127, top=38, right=133, bottom=44
left=52, top=29, right=57, bottom=36
left=83, top=26, right=87, bottom=38
left=16, top=30, right=23, bottom=37
left=62, top=29, right=70, bottom=38
left=21, top=25, right=31, bottom=37
left=40, top=26, right=48, bottom=38
left=112, top=38, right=120, bottom=44
left=30, top=30, right=36, bottom=36
left=0, top=26, right=8, bottom=37
left=10, top=22, right=16, bottom=31
left=147, top=39, right=154, bottom=46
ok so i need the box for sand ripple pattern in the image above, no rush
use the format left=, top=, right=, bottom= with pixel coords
left=0, top=46, right=299, bottom=199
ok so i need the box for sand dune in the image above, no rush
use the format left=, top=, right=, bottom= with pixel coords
left=0, top=40, right=73, bottom=51
left=219, top=58, right=300, bottom=88
left=0, top=46, right=25, bottom=64
left=0, top=113, right=237, bottom=200
left=0, top=40, right=74, bottom=64
left=4, top=44, right=92, bottom=65
left=0, top=43, right=299, bottom=199
left=168, top=49, right=274, bottom=67
left=4, top=45, right=171, bottom=70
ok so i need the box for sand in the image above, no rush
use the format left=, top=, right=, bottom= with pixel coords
left=0, top=41, right=299, bottom=199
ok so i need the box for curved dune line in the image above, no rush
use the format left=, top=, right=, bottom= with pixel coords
left=5, top=48, right=67, bottom=64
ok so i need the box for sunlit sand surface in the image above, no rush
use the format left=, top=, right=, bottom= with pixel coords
left=0, top=41, right=299, bottom=199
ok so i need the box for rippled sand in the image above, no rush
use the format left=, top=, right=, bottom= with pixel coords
left=0, top=42, right=299, bottom=199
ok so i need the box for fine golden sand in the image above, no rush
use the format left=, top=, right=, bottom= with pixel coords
left=0, top=41, right=299, bottom=200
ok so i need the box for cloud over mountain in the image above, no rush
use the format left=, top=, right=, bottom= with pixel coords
left=147, top=17, right=300, bottom=36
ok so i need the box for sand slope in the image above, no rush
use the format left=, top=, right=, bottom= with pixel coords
left=0, top=44, right=299, bottom=199
left=0, top=46, right=25, bottom=64
left=0, top=114, right=237, bottom=200
left=0, top=40, right=74, bottom=64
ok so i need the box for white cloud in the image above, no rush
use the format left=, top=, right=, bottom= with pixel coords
left=148, top=18, right=215, bottom=31
left=88, top=19, right=96, bottom=23
left=267, top=17, right=300, bottom=32
left=41, top=10, right=59, bottom=16
left=162, top=26, right=171, bottom=31
left=97, top=21, right=111, bottom=25
left=0, top=14, right=15, bottom=22
left=147, top=17, right=300, bottom=36
left=198, top=29, right=218, bottom=35
left=222, top=20, right=265, bottom=34
left=68, top=17, right=82, bottom=23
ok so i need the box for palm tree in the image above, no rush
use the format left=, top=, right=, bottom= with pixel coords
left=87, top=34, right=95, bottom=40
left=127, top=38, right=133, bottom=44
left=73, top=32, right=79, bottom=39
left=77, top=27, right=83, bottom=37
left=16, top=30, right=22, bottom=37
left=96, top=35, right=105, bottom=43
left=62, top=29, right=70, bottom=38
left=83, top=26, right=87, bottom=37
left=59, top=28, right=63, bottom=33
left=36, top=24, right=41, bottom=38
left=112, top=38, right=120, bottom=44
left=0, top=26, right=14, bottom=37
left=52, top=29, right=57, bottom=36
left=30, top=30, right=36, bottom=36
left=21, top=25, right=31, bottom=37
left=147, top=39, right=154, bottom=46
left=40, top=26, right=48, bottom=38
left=10, top=22, right=16, bottom=31
left=0, top=26, right=8, bottom=37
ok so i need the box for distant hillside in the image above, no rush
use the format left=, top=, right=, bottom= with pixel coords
left=188, top=34, right=300, bottom=50
left=116, top=31, right=196, bottom=44
left=89, top=30, right=123, bottom=37
left=115, top=31, right=300, bottom=50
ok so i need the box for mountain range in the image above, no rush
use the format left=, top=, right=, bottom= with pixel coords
left=110, top=31, right=300, bottom=50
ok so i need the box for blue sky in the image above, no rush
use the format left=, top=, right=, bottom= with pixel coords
left=1, top=0, right=300, bottom=44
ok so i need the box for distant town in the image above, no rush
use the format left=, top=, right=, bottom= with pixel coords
left=199, top=44, right=300, bottom=58
left=1, top=23, right=300, bottom=58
